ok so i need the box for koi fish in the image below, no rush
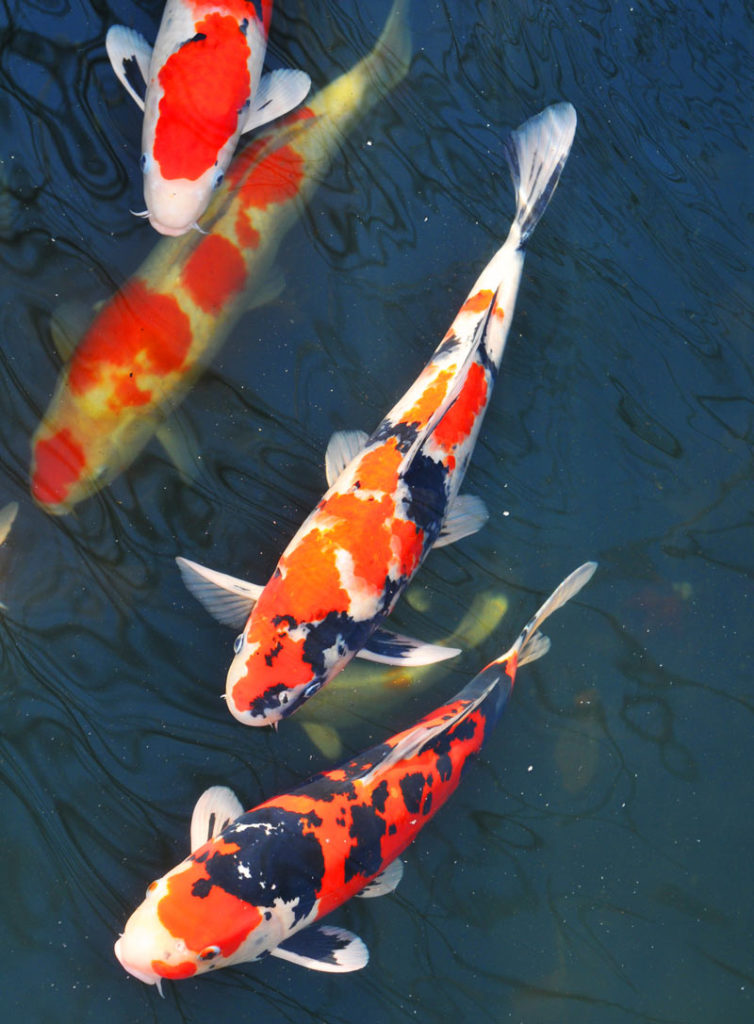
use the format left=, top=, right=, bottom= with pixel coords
left=30, top=1, right=411, bottom=515
left=106, top=0, right=311, bottom=235
left=0, top=501, right=18, bottom=611
left=114, top=561, right=596, bottom=989
left=177, top=102, right=578, bottom=727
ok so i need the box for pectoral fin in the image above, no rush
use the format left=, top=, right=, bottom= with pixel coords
left=357, top=627, right=460, bottom=666
left=356, top=858, right=404, bottom=898
left=325, top=430, right=369, bottom=486
left=271, top=925, right=368, bottom=973
left=190, top=786, right=244, bottom=852
left=433, top=493, right=489, bottom=548
left=242, top=69, right=312, bottom=133
left=105, top=26, right=152, bottom=111
left=175, top=556, right=263, bottom=628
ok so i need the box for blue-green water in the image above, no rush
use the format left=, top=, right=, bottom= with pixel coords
left=1, top=1, right=752, bottom=1021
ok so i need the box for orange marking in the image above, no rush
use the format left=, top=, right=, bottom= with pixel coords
left=459, top=289, right=494, bottom=315
left=68, top=281, right=192, bottom=405
left=403, top=368, right=453, bottom=427
left=31, top=428, right=86, bottom=507
left=239, top=145, right=306, bottom=210
left=432, top=361, right=488, bottom=451
left=182, top=234, right=246, bottom=313
left=152, top=959, right=197, bottom=980
left=155, top=13, right=251, bottom=180
left=159, top=858, right=261, bottom=959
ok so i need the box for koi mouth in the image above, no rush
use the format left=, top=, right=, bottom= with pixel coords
left=113, top=937, right=160, bottom=987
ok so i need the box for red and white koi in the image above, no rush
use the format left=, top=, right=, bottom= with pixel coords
left=30, top=2, right=411, bottom=515
left=106, top=1, right=311, bottom=235
left=114, top=562, right=596, bottom=988
left=178, top=102, right=578, bottom=727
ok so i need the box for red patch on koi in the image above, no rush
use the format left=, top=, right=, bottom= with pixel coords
left=158, top=856, right=260, bottom=959
left=432, top=361, right=489, bottom=451
left=31, top=428, right=86, bottom=506
left=239, top=145, right=306, bottom=210
left=182, top=234, right=247, bottom=313
left=68, top=281, right=192, bottom=405
left=152, top=959, right=197, bottom=980
left=459, top=289, right=494, bottom=316
left=154, top=13, right=251, bottom=181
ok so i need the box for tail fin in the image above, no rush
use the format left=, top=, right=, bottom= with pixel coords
left=504, top=102, right=577, bottom=247
left=495, top=561, right=597, bottom=670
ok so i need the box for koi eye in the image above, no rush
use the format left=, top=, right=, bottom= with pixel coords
left=303, top=681, right=321, bottom=699
left=233, top=633, right=244, bottom=654
left=145, top=880, right=158, bottom=897
left=211, top=169, right=224, bottom=189
left=140, top=153, right=152, bottom=174
left=198, top=945, right=221, bottom=961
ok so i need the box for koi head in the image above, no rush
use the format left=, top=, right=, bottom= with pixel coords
left=141, top=155, right=231, bottom=237
left=115, top=846, right=279, bottom=987
left=225, top=615, right=348, bottom=727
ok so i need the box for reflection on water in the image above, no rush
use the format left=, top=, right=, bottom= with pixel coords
left=0, top=0, right=752, bottom=1021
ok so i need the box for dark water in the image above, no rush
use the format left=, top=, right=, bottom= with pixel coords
left=1, top=1, right=752, bottom=1021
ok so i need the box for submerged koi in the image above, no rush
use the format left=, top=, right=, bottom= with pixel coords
left=114, top=562, right=596, bottom=988
left=106, top=0, right=311, bottom=235
left=30, top=1, right=411, bottom=515
left=178, top=102, right=578, bottom=727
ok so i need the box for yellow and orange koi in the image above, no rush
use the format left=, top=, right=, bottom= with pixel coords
left=178, top=103, right=578, bottom=727
left=30, top=1, right=411, bottom=515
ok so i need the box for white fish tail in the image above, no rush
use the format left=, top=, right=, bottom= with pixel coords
left=495, top=562, right=597, bottom=670
left=504, top=102, right=577, bottom=247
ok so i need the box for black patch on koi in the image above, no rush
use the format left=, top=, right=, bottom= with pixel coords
left=122, top=57, right=146, bottom=105
left=272, top=614, right=297, bottom=630
left=422, top=792, right=433, bottom=815
left=247, top=681, right=290, bottom=717
left=265, top=641, right=283, bottom=666
left=402, top=453, right=448, bottom=538
left=388, top=823, right=397, bottom=836
left=371, top=420, right=418, bottom=453
left=344, top=804, right=386, bottom=883
left=181, top=32, right=207, bottom=48
left=302, top=611, right=375, bottom=681
left=399, top=772, right=426, bottom=815
left=191, top=877, right=213, bottom=898
left=371, top=780, right=389, bottom=814
left=436, top=754, right=453, bottom=782
left=435, top=333, right=461, bottom=357
left=205, top=807, right=326, bottom=922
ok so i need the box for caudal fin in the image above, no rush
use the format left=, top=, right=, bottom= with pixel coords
left=495, top=561, right=597, bottom=670
left=504, top=102, right=577, bottom=247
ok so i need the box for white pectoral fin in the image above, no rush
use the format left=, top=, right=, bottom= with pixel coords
left=271, top=925, right=368, bottom=973
left=356, top=858, right=404, bottom=898
left=433, top=493, right=489, bottom=548
left=190, top=786, right=244, bottom=852
left=358, top=628, right=461, bottom=666
left=175, top=556, right=264, bottom=629
left=155, top=421, right=199, bottom=483
left=242, top=69, right=312, bottom=133
left=324, top=430, right=369, bottom=487
left=105, top=25, right=152, bottom=111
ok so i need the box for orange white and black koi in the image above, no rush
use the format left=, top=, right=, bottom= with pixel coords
left=30, top=1, right=410, bottom=515
left=106, top=0, right=311, bottom=235
left=178, top=102, right=578, bottom=728
left=114, top=562, right=596, bottom=987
